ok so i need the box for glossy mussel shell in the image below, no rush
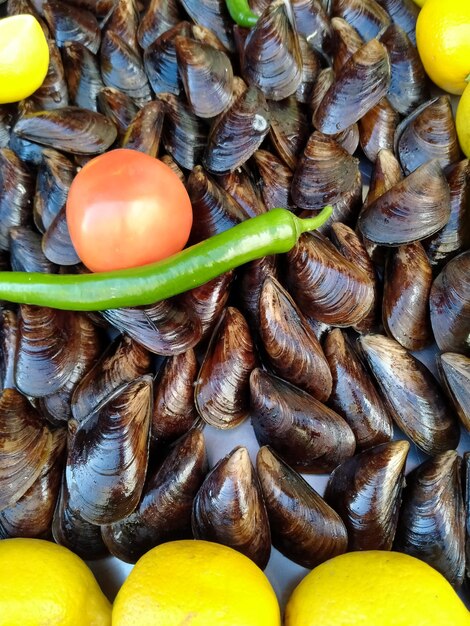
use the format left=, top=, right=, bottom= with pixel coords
left=257, top=446, right=348, bottom=569
left=0, top=148, right=34, bottom=252
left=249, top=369, right=355, bottom=473
left=192, top=446, right=271, bottom=569
left=395, top=451, right=465, bottom=587
left=331, top=0, right=391, bottom=41
left=324, top=440, right=409, bottom=550
left=438, top=353, right=470, bottom=432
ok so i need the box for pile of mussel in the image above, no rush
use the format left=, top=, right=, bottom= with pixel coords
left=0, top=0, right=469, bottom=596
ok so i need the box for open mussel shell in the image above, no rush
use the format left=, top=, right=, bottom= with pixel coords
left=121, top=101, right=165, bottom=157
left=376, top=0, right=419, bottom=45
left=324, top=440, right=409, bottom=550
left=102, top=428, right=207, bottom=563
left=395, top=96, right=460, bottom=175
left=331, top=0, right=391, bottom=41
left=250, top=369, right=355, bottom=473
left=203, top=84, right=270, bottom=174
left=359, top=334, right=461, bottom=455
left=285, top=231, right=375, bottom=327
left=312, top=39, right=391, bottom=135
left=395, top=451, right=465, bottom=587
left=175, top=36, right=234, bottom=119
left=66, top=375, right=152, bottom=525
left=52, top=475, right=108, bottom=560
left=257, top=446, right=348, bottom=569
left=358, top=98, right=399, bottom=163
left=438, top=353, right=470, bottom=432
left=192, top=446, right=271, bottom=569
left=151, top=349, right=199, bottom=446
left=252, top=150, right=294, bottom=212
left=179, top=0, right=235, bottom=52
left=0, top=148, right=34, bottom=252
left=43, top=0, right=101, bottom=54
left=195, top=307, right=256, bottom=429
left=242, top=0, right=302, bottom=101
left=0, top=309, right=18, bottom=392
left=358, top=159, right=451, bottom=245
left=137, top=0, right=184, bottom=49
left=71, top=334, right=151, bottom=423
left=9, top=226, right=57, bottom=273
left=423, top=159, right=470, bottom=268
left=0, top=389, right=53, bottom=511
left=268, top=96, right=310, bottom=170
left=323, top=329, right=393, bottom=450
left=33, top=149, right=75, bottom=233
left=0, top=427, right=65, bottom=539
left=382, top=242, right=433, bottom=350
left=258, top=276, right=333, bottom=402
left=429, top=251, right=470, bottom=355
left=378, top=23, right=428, bottom=116
left=97, top=86, right=139, bottom=139
left=13, top=106, right=117, bottom=155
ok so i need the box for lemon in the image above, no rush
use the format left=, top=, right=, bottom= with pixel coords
left=0, top=14, right=49, bottom=104
left=112, top=539, right=281, bottom=626
left=0, top=538, right=111, bottom=626
left=285, top=550, right=470, bottom=626
left=456, top=82, right=470, bottom=157
left=416, top=0, right=470, bottom=94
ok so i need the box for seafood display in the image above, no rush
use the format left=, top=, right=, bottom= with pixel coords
left=0, top=0, right=469, bottom=596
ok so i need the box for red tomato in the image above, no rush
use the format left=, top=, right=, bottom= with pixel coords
left=66, top=149, right=193, bottom=272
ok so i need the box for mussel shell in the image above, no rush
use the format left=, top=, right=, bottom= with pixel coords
left=192, top=446, right=271, bottom=569
left=291, top=0, right=333, bottom=58
left=250, top=368, right=355, bottom=473
left=33, top=148, right=75, bottom=233
left=429, top=251, right=470, bottom=355
left=216, top=168, right=266, bottom=218
left=25, top=39, right=69, bottom=111
left=137, top=0, right=184, bottom=49
left=364, top=147, right=403, bottom=206
left=97, top=86, right=138, bottom=139
left=438, top=353, right=470, bottom=432
left=375, top=0, right=419, bottom=45
left=323, top=328, right=393, bottom=450
left=236, top=254, right=278, bottom=333
left=258, top=276, right=333, bottom=401
left=252, top=150, right=294, bottom=212
left=256, top=445, right=348, bottom=569
left=102, top=428, right=207, bottom=563
left=358, top=333, right=461, bottom=455
left=9, top=226, right=57, bottom=273
left=66, top=376, right=152, bottom=525
left=331, top=16, right=363, bottom=73
left=296, top=37, right=321, bottom=104
left=195, top=307, right=256, bottom=429
left=43, top=0, right=101, bottom=54
left=268, top=96, right=310, bottom=170
left=41, top=204, right=81, bottom=266
left=394, top=451, right=465, bottom=587
left=179, top=0, right=235, bottom=52
left=13, top=107, right=117, bottom=155
left=0, top=309, right=17, bottom=392
left=324, top=440, right=409, bottom=550
left=0, top=148, right=34, bottom=252
left=332, top=0, right=391, bottom=39
left=0, top=106, right=12, bottom=148
left=121, top=101, right=165, bottom=157
left=358, top=159, right=451, bottom=245
left=62, top=40, right=104, bottom=112
left=358, top=98, right=399, bottom=163
left=104, top=0, right=139, bottom=51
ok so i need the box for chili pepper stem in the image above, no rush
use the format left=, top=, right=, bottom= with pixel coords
left=296, top=205, right=334, bottom=237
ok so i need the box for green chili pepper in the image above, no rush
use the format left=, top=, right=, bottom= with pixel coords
left=0, top=207, right=332, bottom=311
left=225, top=0, right=259, bottom=27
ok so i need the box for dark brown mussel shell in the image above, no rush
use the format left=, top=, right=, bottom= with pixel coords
left=324, top=440, right=409, bottom=550
left=395, top=451, right=465, bottom=587
left=424, top=159, right=470, bottom=268
left=358, top=159, right=451, bottom=245
left=151, top=349, right=199, bottom=446
left=252, top=150, right=294, bottom=212
left=268, top=96, right=310, bottom=170
left=66, top=375, right=152, bottom=525
left=160, top=154, right=185, bottom=183
left=62, top=41, right=104, bottom=112
left=33, top=149, right=75, bottom=233
left=296, top=37, right=321, bottom=104
left=237, top=254, right=277, bottom=332
left=97, top=86, right=139, bottom=139
left=71, top=334, right=151, bottom=423
left=376, top=0, right=419, bottom=45
left=12, top=106, right=117, bottom=154
left=364, top=147, right=403, bottom=206
left=0, top=427, right=65, bottom=538
left=192, top=446, right=271, bottom=569
left=0, top=148, right=34, bottom=251
left=102, top=428, right=207, bottom=563
left=285, top=231, right=375, bottom=327
left=179, top=0, right=235, bottom=52
left=137, top=0, right=184, bottom=49
left=358, top=98, right=399, bottom=163
left=52, top=475, right=108, bottom=560
left=242, top=0, right=302, bottom=101
left=0, top=388, right=53, bottom=511
left=256, top=446, right=348, bottom=568
left=25, top=40, right=69, bottom=111
left=0, top=309, right=18, bottom=392
left=331, top=17, right=363, bottom=73
left=313, top=39, right=391, bottom=134
left=121, top=101, right=165, bottom=157
left=43, top=0, right=101, bottom=53
left=332, top=0, right=391, bottom=40
left=358, top=334, right=461, bottom=454
left=378, top=24, right=428, bottom=116
left=104, top=0, right=139, bottom=51
left=203, top=84, right=270, bottom=174
left=250, top=368, right=355, bottom=473
left=175, top=36, right=234, bottom=119
left=195, top=307, right=256, bottom=429
left=430, top=251, right=470, bottom=355
left=291, top=0, right=333, bottom=58
left=464, top=452, right=470, bottom=581
left=323, top=328, right=393, bottom=450
left=438, top=353, right=470, bottom=432
left=9, top=226, right=57, bottom=273
left=100, top=30, right=152, bottom=107
left=41, top=204, right=81, bottom=266
left=395, top=96, right=460, bottom=175
left=216, top=167, right=266, bottom=217
left=15, top=306, right=80, bottom=398
left=258, top=276, right=333, bottom=401
left=383, top=242, right=433, bottom=350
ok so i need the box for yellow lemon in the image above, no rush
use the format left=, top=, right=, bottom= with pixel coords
left=0, top=538, right=111, bottom=626
left=0, top=14, right=49, bottom=104
left=416, top=0, right=470, bottom=94
left=112, top=539, right=281, bottom=626
left=456, top=82, right=470, bottom=157
left=285, top=551, right=470, bottom=626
